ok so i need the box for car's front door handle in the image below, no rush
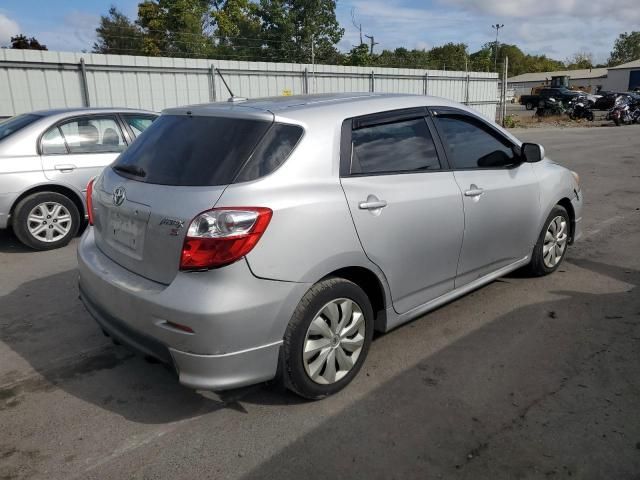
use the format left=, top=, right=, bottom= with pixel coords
left=54, top=164, right=76, bottom=173
left=464, top=185, right=484, bottom=197
left=359, top=198, right=388, bottom=210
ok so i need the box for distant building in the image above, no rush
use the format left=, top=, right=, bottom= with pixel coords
left=603, top=59, right=640, bottom=92
left=507, top=68, right=608, bottom=97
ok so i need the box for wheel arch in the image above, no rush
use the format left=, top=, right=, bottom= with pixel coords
left=10, top=184, right=86, bottom=226
left=321, top=266, right=389, bottom=333
left=556, top=197, right=576, bottom=242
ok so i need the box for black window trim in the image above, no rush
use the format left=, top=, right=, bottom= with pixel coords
left=118, top=113, right=158, bottom=143
left=428, top=106, right=523, bottom=171
left=38, top=113, right=130, bottom=156
left=340, top=107, right=451, bottom=178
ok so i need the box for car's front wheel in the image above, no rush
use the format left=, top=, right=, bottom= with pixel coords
left=12, top=192, right=80, bottom=250
left=526, top=205, right=570, bottom=276
left=282, top=277, right=374, bottom=399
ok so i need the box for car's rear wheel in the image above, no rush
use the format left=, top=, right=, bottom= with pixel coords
left=282, top=277, right=374, bottom=399
left=12, top=192, right=80, bottom=250
left=525, top=102, right=534, bottom=110
left=525, top=205, right=570, bottom=277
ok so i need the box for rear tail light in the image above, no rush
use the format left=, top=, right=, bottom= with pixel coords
left=180, top=207, right=272, bottom=270
left=86, top=177, right=95, bottom=225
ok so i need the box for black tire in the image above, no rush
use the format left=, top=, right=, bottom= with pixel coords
left=282, top=277, right=374, bottom=400
left=586, top=111, right=594, bottom=122
left=12, top=192, right=80, bottom=250
left=614, top=117, right=620, bottom=126
left=569, top=112, right=577, bottom=120
left=524, top=205, right=570, bottom=277
left=526, top=102, right=534, bottom=111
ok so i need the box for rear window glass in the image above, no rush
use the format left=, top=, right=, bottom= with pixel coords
left=113, top=115, right=272, bottom=186
left=0, top=114, right=41, bottom=141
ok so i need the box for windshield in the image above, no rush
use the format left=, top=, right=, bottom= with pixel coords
left=112, top=115, right=273, bottom=186
left=0, top=114, right=42, bottom=141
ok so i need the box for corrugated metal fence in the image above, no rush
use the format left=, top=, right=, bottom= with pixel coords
left=0, top=49, right=499, bottom=119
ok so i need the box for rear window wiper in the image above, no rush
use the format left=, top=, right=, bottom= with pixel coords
left=113, top=164, right=146, bottom=177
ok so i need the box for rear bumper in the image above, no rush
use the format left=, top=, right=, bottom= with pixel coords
left=77, top=228, right=310, bottom=391
left=79, top=287, right=282, bottom=390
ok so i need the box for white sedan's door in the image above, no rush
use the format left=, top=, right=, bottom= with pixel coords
left=40, top=115, right=127, bottom=193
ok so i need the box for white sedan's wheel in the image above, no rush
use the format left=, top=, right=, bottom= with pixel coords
left=27, top=202, right=73, bottom=243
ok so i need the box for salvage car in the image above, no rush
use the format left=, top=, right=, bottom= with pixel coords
left=0, top=108, right=157, bottom=250
left=78, top=94, right=583, bottom=399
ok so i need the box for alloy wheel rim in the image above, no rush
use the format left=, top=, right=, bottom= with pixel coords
left=303, top=298, right=365, bottom=385
left=543, top=215, right=568, bottom=268
left=26, top=202, right=72, bottom=243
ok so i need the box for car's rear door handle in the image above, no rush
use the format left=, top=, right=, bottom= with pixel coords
left=464, top=184, right=484, bottom=197
left=55, top=164, right=76, bottom=172
left=359, top=196, right=388, bottom=210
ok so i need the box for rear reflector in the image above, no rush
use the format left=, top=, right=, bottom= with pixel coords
left=180, top=207, right=272, bottom=270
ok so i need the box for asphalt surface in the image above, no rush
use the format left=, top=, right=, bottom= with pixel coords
left=1, top=126, right=639, bottom=479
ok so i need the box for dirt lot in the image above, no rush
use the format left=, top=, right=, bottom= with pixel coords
left=1, top=126, right=639, bottom=479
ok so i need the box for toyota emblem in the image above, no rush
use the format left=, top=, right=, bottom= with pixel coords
left=113, top=186, right=126, bottom=206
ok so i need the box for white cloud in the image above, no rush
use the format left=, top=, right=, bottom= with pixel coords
left=0, top=13, right=20, bottom=46
left=36, top=11, right=99, bottom=52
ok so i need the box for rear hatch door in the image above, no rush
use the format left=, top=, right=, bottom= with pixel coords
left=91, top=111, right=274, bottom=285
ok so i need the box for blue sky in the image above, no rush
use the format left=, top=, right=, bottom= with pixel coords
left=1, top=0, right=638, bottom=64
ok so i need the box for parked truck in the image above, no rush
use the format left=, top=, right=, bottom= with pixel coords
left=519, top=87, right=582, bottom=110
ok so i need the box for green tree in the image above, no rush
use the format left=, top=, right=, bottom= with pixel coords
left=566, top=51, right=593, bottom=70
left=10, top=34, right=47, bottom=50
left=93, top=6, right=143, bottom=55
left=137, top=0, right=212, bottom=57
left=210, top=0, right=262, bottom=60
left=427, top=42, right=468, bottom=70
left=256, top=0, right=344, bottom=63
left=345, top=43, right=371, bottom=66
left=608, top=31, right=640, bottom=66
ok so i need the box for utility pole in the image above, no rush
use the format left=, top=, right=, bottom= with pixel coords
left=492, top=23, right=504, bottom=72
left=351, top=8, right=363, bottom=45
left=311, top=34, right=316, bottom=94
left=364, top=34, right=379, bottom=55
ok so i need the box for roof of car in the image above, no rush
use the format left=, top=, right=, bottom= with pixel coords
left=29, top=107, right=157, bottom=117
left=163, top=93, right=464, bottom=123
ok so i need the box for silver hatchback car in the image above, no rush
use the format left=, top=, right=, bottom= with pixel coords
left=0, top=108, right=157, bottom=250
left=78, top=94, right=582, bottom=399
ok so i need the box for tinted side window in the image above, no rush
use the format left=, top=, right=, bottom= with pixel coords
left=435, top=115, right=517, bottom=169
left=351, top=118, right=440, bottom=174
left=234, top=124, right=303, bottom=182
left=122, top=114, right=156, bottom=137
left=57, top=116, right=126, bottom=154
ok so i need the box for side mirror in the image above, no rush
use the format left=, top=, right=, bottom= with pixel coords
left=521, top=143, right=544, bottom=163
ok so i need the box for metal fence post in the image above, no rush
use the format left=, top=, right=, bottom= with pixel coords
left=303, top=68, right=309, bottom=94
left=424, top=72, right=429, bottom=95
left=465, top=74, right=470, bottom=105
left=79, top=58, right=90, bottom=107
left=209, top=65, right=216, bottom=102
left=370, top=71, right=375, bottom=93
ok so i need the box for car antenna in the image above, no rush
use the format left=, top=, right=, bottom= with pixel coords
left=216, top=68, right=246, bottom=103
